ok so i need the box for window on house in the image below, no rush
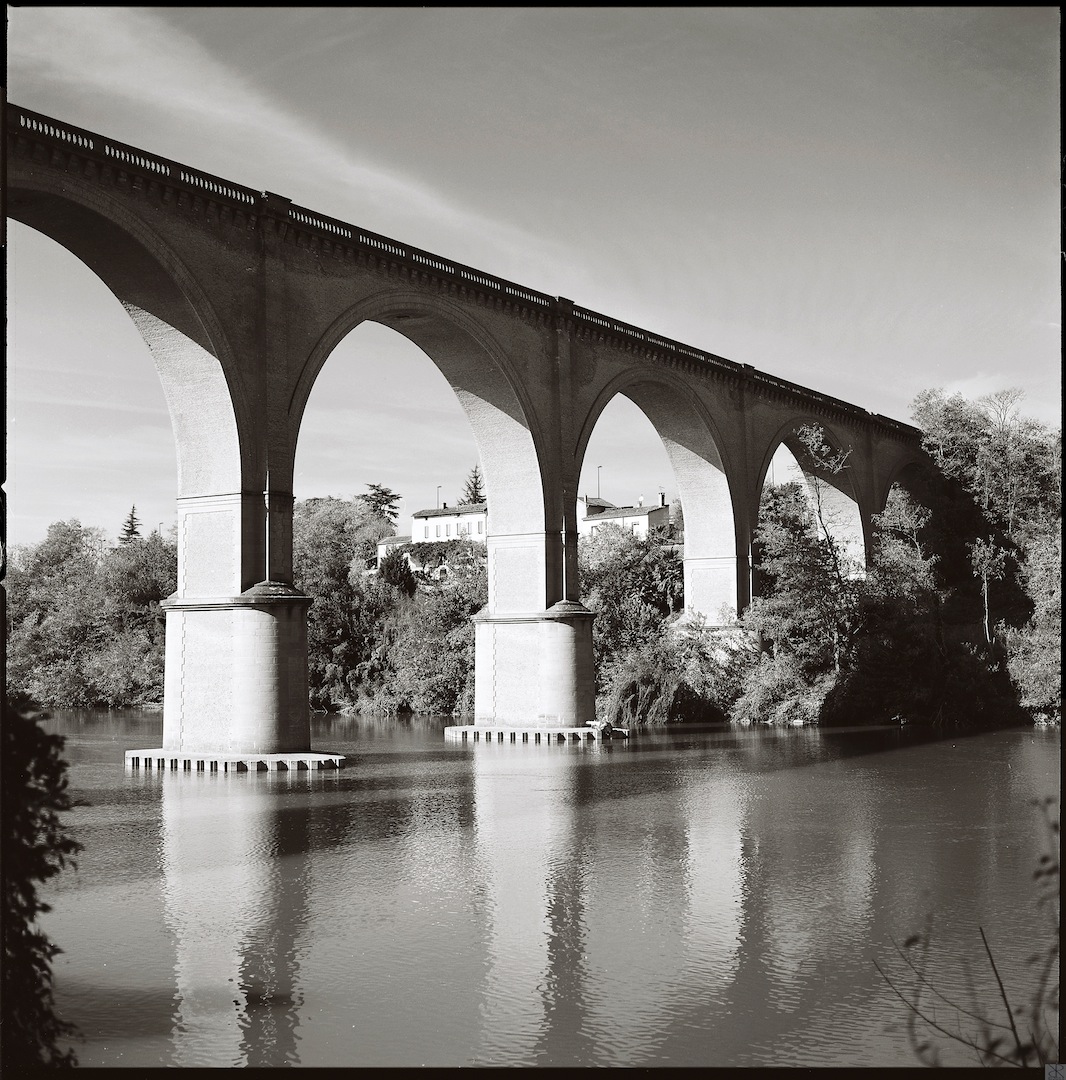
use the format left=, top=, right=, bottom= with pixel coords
left=631, top=523, right=639, bottom=533
left=436, top=524, right=441, bottom=537
left=446, top=524, right=451, bottom=537
left=477, top=521, right=483, bottom=535
left=424, top=526, right=429, bottom=539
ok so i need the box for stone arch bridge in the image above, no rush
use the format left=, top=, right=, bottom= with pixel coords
left=7, top=104, right=927, bottom=757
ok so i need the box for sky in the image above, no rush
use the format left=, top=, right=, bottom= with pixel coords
left=6, top=7, right=1060, bottom=547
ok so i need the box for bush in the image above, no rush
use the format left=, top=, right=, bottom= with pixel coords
left=601, top=619, right=758, bottom=727
left=6, top=522, right=175, bottom=709
left=1, top=692, right=82, bottom=1069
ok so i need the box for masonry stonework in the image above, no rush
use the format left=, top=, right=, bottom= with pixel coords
left=8, top=104, right=928, bottom=755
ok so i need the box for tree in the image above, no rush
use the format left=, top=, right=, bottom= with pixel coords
left=356, top=484, right=401, bottom=528
left=968, top=537, right=1008, bottom=646
left=378, top=547, right=416, bottom=597
left=578, top=523, right=684, bottom=693
left=119, top=505, right=141, bottom=544
left=745, top=469, right=864, bottom=679
left=6, top=522, right=176, bottom=709
left=6, top=522, right=112, bottom=708
left=910, top=388, right=1060, bottom=547
left=384, top=562, right=486, bottom=716
left=1004, top=526, right=1061, bottom=722
left=1, top=692, right=82, bottom=1069
left=460, top=464, right=485, bottom=505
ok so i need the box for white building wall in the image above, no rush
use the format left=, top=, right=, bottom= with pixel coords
left=410, top=507, right=487, bottom=543
left=579, top=503, right=670, bottom=539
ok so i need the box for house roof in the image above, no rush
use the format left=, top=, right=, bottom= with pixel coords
left=412, top=502, right=487, bottom=519
left=585, top=504, right=667, bottom=521
left=579, top=497, right=616, bottom=510
left=377, top=534, right=411, bottom=548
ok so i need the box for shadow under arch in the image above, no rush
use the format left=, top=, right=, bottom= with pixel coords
left=875, top=451, right=936, bottom=517
left=6, top=171, right=249, bottom=501
left=290, top=291, right=556, bottom=611
left=754, top=416, right=868, bottom=573
left=575, top=369, right=744, bottom=622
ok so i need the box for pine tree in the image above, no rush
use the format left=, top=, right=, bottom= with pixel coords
left=461, top=464, right=485, bottom=505
left=119, top=505, right=141, bottom=544
left=356, top=484, right=401, bottom=527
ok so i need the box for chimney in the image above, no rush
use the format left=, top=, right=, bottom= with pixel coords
left=659, top=491, right=666, bottom=507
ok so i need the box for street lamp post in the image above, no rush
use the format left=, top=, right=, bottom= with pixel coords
left=597, top=465, right=602, bottom=500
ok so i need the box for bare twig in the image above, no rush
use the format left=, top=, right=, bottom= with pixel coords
left=873, top=959, right=1025, bottom=1067
left=979, top=926, right=1027, bottom=1067
left=889, top=933, right=1010, bottom=1030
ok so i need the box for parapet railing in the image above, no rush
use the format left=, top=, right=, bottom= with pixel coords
left=12, top=105, right=261, bottom=207
left=8, top=102, right=920, bottom=440
left=285, top=200, right=555, bottom=310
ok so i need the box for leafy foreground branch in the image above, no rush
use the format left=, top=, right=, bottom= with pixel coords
left=1, top=692, right=83, bottom=1069
left=874, top=798, right=1059, bottom=1067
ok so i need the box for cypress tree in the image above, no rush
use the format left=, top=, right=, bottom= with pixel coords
left=119, top=505, right=141, bottom=544
left=461, top=464, right=485, bottom=505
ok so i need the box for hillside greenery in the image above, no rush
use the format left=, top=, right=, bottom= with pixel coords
left=6, top=390, right=1058, bottom=726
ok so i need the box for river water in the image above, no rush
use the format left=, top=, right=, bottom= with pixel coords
left=38, top=710, right=1057, bottom=1068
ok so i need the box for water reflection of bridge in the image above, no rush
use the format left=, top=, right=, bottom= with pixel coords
left=154, top=734, right=880, bottom=1065
left=149, top=726, right=1054, bottom=1066
left=161, top=772, right=311, bottom=1067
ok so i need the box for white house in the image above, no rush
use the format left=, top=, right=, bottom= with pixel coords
left=410, top=502, right=488, bottom=543
left=374, top=534, right=411, bottom=568
left=578, top=493, right=670, bottom=539
left=376, top=494, right=671, bottom=566
left=375, top=503, right=486, bottom=572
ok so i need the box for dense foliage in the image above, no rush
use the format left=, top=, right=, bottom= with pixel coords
left=7, top=521, right=176, bottom=708
left=1, top=692, right=82, bottom=1068
left=731, top=396, right=1060, bottom=727
left=910, top=389, right=1060, bottom=722
left=586, top=394, right=1058, bottom=730
left=292, top=496, right=486, bottom=715
left=7, top=389, right=1057, bottom=727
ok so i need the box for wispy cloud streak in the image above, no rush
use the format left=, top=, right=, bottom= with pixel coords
left=7, top=7, right=573, bottom=279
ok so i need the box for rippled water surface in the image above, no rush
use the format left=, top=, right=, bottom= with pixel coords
left=39, top=712, right=1058, bottom=1068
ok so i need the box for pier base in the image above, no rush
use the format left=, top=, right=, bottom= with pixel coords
left=444, top=724, right=626, bottom=743
left=125, top=750, right=345, bottom=772
left=472, top=600, right=596, bottom=727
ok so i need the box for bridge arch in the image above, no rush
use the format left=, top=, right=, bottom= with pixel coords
left=5, top=172, right=264, bottom=605
left=8, top=103, right=935, bottom=750
left=293, top=290, right=555, bottom=612
left=754, top=417, right=869, bottom=577
left=7, top=171, right=249, bottom=504
left=576, top=369, right=745, bottom=622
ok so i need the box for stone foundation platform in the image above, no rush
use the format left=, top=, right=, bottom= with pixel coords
left=444, top=725, right=625, bottom=743
left=125, top=750, right=345, bottom=772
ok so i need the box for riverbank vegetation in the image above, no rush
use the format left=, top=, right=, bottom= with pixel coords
left=1, top=692, right=82, bottom=1068
left=6, top=519, right=176, bottom=709
left=6, top=391, right=1059, bottom=727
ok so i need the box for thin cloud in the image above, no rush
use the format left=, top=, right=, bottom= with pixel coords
left=14, top=393, right=170, bottom=417
left=7, top=7, right=573, bottom=280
